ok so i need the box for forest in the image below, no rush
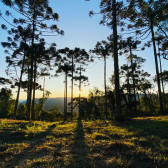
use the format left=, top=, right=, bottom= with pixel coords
left=0, top=0, right=168, bottom=167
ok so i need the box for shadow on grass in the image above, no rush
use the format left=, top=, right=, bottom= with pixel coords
left=108, top=117, right=168, bottom=167
left=0, top=122, right=57, bottom=168
left=114, top=117, right=168, bottom=139
left=67, top=120, right=88, bottom=168
left=0, top=122, right=57, bottom=144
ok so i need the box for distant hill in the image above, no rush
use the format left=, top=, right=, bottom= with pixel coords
left=19, top=94, right=151, bottom=112
left=19, top=97, right=78, bottom=112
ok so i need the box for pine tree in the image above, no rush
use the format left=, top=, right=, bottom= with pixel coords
left=1, top=25, right=32, bottom=119
left=73, top=48, right=90, bottom=120
left=120, top=55, right=147, bottom=117
left=89, top=0, right=127, bottom=120
left=56, top=64, right=71, bottom=122
left=90, top=40, right=113, bottom=119
left=126, top=0, right=168, bottom=115
left=120, top=37, right=141, bottom=116
left=1, top=0, right=63, bottom=120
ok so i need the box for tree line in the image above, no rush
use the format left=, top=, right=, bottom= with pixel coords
left=0, top=0, right=168, bottom=121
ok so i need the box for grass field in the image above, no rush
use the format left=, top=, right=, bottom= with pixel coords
left=0, top=116, right=168, bottom=168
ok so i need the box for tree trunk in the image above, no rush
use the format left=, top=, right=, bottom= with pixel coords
left=144, top=91, right=147, bottom=115
left=79, top=64, right=81, bottom=120
left=137, top=92, right=142, bottom=116
left=112, top=0, right=122, bottom=120
left=64, top=81, right=66, bottom=121
left=130, top=46, right=137, bottom=117
left=27, top=3, right=35, bottom=120
left=127, top=63, right=132, bottom=117
left=64, top=72, right=67, bottom=121
left=31, top=57, right=37, bottom=120
left=158, top=41, right=166, bottom=114
left=26, top=63, right=30, bottom=119
left=149, top=92, right=153, bottom=116
left=71, top=55, right=74, bottom=120
left=66, top=72, right=67, bottom=120
left=151, top=20, right=163, bottom=115
left=14, top=42, right=26, bottom=119
left=41, top=76, right=45, bottom=121
left=104, top=55, right=108, bottom=119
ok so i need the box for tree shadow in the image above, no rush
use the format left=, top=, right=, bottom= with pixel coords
left=114, top=117, right=168, bottom=140
left=0, top=122, right=57, bottom=168
left=108, top=117, right=168, bottom=167
left=66, top=120, right=88, bottom=168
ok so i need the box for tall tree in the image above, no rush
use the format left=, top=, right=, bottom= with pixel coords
left=31, top=40, right=55, bottom=120
left=120, top=55, right=147, bottom=117
left=1, top=0, right=64, bottom=120
left=73, top=48, right=90, bottom=120
left=90, top=0, right=127, bottom=120
left=120, top=37, right=141, bottom=116
left=56, top=63, right=71, bottom=122
left=156, top=36, right=167, bottom=114
left=1, top=25, right=32, bottom=119
left=56, top=48, right=76, bottom=120
left=90, top=40, right=113, bottom=119
left=126, top=0, right=168, bottom=114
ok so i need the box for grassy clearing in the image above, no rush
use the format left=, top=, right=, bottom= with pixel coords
left=0, top=116, right=168, bottom=168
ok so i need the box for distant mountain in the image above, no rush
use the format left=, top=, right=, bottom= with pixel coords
left=19, top=99, right=26, bottom=104
left=19, top=97, right=78, bottom=112
left=19, top=94, right=150, bottom=113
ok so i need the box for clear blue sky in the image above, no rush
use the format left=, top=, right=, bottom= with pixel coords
left=0, top=0, right=167, bottom=99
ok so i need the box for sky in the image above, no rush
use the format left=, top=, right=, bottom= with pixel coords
left=0, top=0, right=167, bottom=100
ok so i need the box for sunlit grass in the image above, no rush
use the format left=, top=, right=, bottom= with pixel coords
left=0, top=116, right=168, bottom=167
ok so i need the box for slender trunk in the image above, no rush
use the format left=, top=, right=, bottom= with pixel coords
left=26, top=62, right=30, bottom=119
left=64, top=80, right=66, bottom=121
left=27, top=3, right=35, bottom=120
left=64, top=72, right=67, bottom=121
left=149, top=92, right=153, bottom=116
left=43, top=76, right=45, bottom=110
left=151, top=20, right=163, bottom=115
left=71, top=55, right=74, bottom=120
left=127, top=63, right=132, bottom=117
left=112, top=0, right=122, bottom=120
left=31, top=57, right=37, bottom=120
left=104, top=55, right=107, bottom=119
left=137, top=92, right=142, bottom=116
left=144, top=91, right=147, bottom=114
left=79, top=64, right=81, bottom=120
left=66, top=72, right=67, bottom=120
left=41, top=76, right=45, bottom=121
left=158, top=41, right=166, bottom=114
left=14, top=42, right=26, bottom=119
left=130, top=46, right=137, bottom=117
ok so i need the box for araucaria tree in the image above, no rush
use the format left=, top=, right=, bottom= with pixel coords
left=1, top=0, right=63, bottom=120
left=120, top=37, right=141, bottom=116
left=73, top=48, right=90, bottom=120
left=56, top=63, right=72, bottom=122
left=126, top=0, right=168, bottom=114
left=90, top=0, right=127, bottom=120
left=90, top=40, right=113, bottom=119
left=1, top=25, right=32, bottom=119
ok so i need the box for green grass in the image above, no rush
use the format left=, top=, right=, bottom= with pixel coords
left=0, top=116, right=168, bottom=168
